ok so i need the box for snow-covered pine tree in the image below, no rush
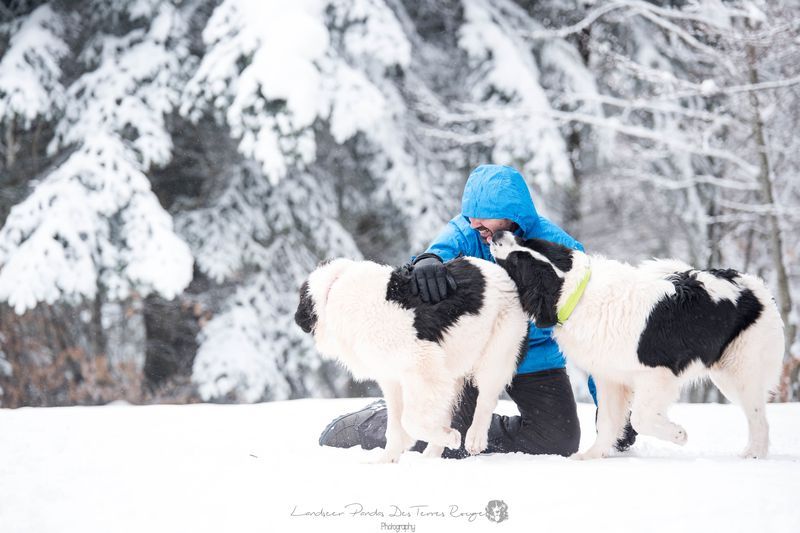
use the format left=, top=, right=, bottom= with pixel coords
left=0, top=0, right=195, bottom=404
left=1, top=0, right=194, bottom=312
left=0, top=2, right=66, bottom=170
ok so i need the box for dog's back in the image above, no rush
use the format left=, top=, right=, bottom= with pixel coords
left=385, top=257, right=525, bottom=379
left=302, top=256, right=526, bottom=382
left=634, top=262, right=782, bottom=380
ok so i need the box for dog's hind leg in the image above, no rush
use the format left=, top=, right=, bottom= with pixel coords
left=709, top=367, right=770, bottom=458
left=572, top=377, right=629, bottom=460
left=708, top=327, right=782, bottom=459
left=711, top=277, right=784, bottom=458
left=629, top=369, right=687, bottom=446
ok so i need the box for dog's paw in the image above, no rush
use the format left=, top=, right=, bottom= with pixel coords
left=671, top=425, right=688, bottom=446
left=464, top=426, right=488, bottom=456
left=444, top=428, right=462, bottom=450
left=422, top=444, right=444, bottom=459
left=740, top=445, right=767, bottom=459
left=571, top=449, right=608, bottom=461
left=386, top=430, right=415, bottom=453
left=369, top=450, right=402, bottom=464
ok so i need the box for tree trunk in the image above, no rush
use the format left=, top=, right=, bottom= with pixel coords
left=745, top=44, right=797, bottom=399
left=4, top=116, right=16, bottom=168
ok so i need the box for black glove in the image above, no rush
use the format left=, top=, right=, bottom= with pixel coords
left=411, top=253, right=457, bottom=304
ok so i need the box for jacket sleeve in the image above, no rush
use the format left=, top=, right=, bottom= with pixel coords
left=410, top=217, right=473, bottom=263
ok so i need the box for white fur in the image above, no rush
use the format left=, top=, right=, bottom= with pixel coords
left=490, top=233, right=785, bottom=460
left=304, top=257, right=528, bottom=463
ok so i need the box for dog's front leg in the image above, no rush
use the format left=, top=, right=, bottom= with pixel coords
left=465, top=366, right=509, bottom=456
left=424, top=377, right=466, bottom=458
left=572, top=377, right=628, bottom=460
left=629, top=371, right=687, bottom=446
left=464, top=389, right=496, bottom=455
left=374, top=379, right=414, bottom=464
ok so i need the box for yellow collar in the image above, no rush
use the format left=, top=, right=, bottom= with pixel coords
left=557, top=267, right=591, bottom=325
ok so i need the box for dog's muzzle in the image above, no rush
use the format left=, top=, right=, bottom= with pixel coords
left=489, top=230, right=516, bottom=260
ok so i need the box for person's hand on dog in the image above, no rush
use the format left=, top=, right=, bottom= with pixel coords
left=411, top=254, right=457, bottom=303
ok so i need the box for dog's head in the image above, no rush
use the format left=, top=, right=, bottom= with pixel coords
left=489, top=231, right=576, bottom=328
left=294, top=280, right=318, bottom=334
left=294, top=258, right=354, bottom=336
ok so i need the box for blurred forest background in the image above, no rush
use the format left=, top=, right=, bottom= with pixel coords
left=0, top=0, right=798, bottom=407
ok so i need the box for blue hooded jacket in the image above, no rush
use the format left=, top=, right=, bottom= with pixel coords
left=414, top=164, right=585, bottom=375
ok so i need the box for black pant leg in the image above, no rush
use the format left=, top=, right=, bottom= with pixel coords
left=504, top=368, right=581, bottom=456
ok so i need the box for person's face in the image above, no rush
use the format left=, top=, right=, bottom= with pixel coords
left=468, top=217, right=515, bottom=243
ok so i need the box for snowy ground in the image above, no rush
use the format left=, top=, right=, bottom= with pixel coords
left=1, top=399, right=799, bottom=533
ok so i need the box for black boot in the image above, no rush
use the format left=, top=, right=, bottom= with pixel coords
left=318, top=399, right=388, bottom=450
left=319, top=399, right=429, bottom=453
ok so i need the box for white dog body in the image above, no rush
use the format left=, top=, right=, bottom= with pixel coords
left=490, top=231, right=784, bottom=459
left=295, top=257, right=528, bottom=463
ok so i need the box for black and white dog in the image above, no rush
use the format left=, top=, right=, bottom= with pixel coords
left=294, top=257, right=528, bottom=463
left=489, top=230, right=784, bottom=459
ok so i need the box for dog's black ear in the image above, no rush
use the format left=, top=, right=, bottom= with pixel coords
left=294, top=280, right=318, bottom=334
left=512, top=252, right=561, bottom=329
left=531, top=284, right=559, bottom=329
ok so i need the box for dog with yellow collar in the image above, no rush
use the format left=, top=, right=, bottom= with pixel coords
left=489, top=230, right=784, bottom=459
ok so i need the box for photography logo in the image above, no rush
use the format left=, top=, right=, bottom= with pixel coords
left=485, top=500, right=508, bottom=523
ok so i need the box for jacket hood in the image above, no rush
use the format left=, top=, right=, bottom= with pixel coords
left=460, top=165, right=541, bottom=237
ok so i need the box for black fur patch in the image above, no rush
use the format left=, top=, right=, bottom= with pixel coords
left=495, top=251, right=563, bottom=329
left=637, top=270, right=764, bottom=375
left=386, top=258, right=485, bottom=343
left=294, top=280, right=318, bottom=334
left=708, top=268, right=739, bottom=283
